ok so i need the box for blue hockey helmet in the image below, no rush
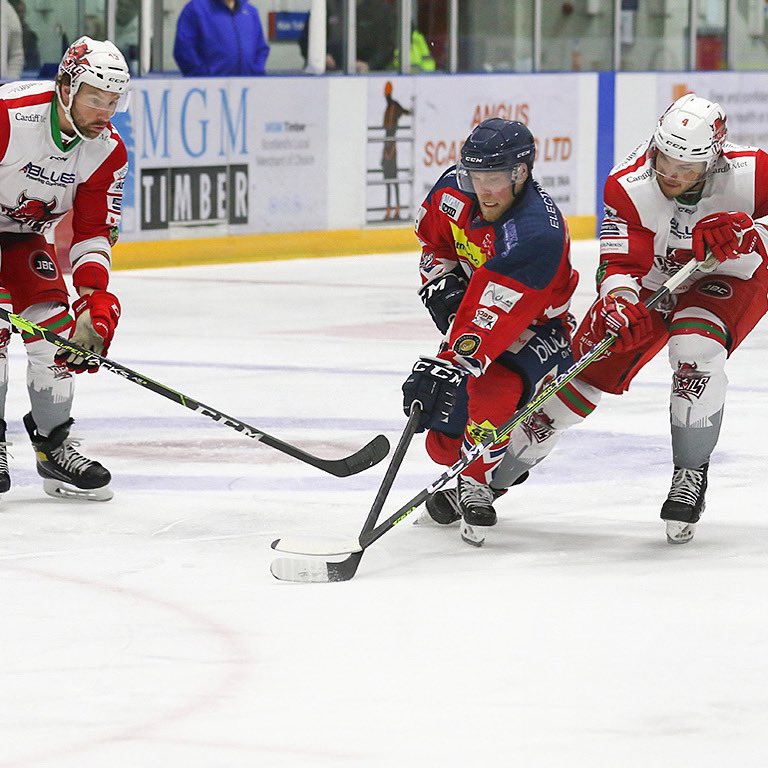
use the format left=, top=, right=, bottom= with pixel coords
left=456, top=118, right=536, bottom=194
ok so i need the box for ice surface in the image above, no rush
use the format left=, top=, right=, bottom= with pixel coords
left=1, top=241, right=767, bottom=766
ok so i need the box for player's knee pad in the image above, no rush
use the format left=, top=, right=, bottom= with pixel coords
left=668, top=323, right=727, bottom=394
left=506, top=380, right=602, bottom=461
left=668, top=309, right=728, bottom=369
left=668, top=315, right=728, bottom=423
left=22, top=302, right=71, bottom=330
left=23, top=302, right=74, bottom=381
left=669, top=336, right=726, bottom=376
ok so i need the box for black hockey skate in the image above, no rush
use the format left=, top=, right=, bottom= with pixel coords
left=424, top=486, right=463, bottom=525
left=24, top=413, right=113, bottom=501
left=421, top=471, right=526, bottom=526
left=0, top=418, right=10, bottom=494
left=458, top=476, right=499, bottom=547
left=660, top=463, right=708, bottom=544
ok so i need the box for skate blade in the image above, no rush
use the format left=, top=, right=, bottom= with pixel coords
left=412, top=509, right=459, bottom=526
left=665, top=520, right=695, bottom=544
left=43, top=479, right=114, bottom=502
left=460, top=521, right=486, bottom=547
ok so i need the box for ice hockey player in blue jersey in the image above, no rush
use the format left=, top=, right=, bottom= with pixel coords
left=401, top=118, right=578, bottom=545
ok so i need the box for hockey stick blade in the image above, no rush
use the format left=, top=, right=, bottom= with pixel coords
left=270, top=536, right=362, bottom=556
left=316, top=433, right=391, bottom=477
left=0, top=308, right=390, bottom=477
left=271, top=404, right=423, bottom=583
left=270, top=552, right=363, bottom=583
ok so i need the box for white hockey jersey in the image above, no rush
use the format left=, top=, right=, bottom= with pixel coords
left=0, top=80, right=127, bottom=290
left=598, top=139, right=768, bottom=298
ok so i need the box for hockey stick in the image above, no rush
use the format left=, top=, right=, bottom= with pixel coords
left=269, top=255, right=713, bottom=580
left=0, top=307, right=390, bottom=477
left=271, top=402, right=423, bottom=582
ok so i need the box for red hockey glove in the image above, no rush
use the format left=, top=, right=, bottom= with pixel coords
left=588, top=295, right=653, bottom=353
left=692, top=211, right=759, bottom=264
left=55, top=290, right=121, bottom=374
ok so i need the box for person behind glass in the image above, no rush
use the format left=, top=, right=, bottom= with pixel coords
left=0, top=0, right=23, bottom=80
left=0, top=36, right=130, bottom=500
left=7, top=0, right=38, bottom=74
left=390, top=28, right=437, bottom=72
left=401, top=119, right=577, bottom=546
left=300, top=0, right=395, bottom=73
left=356, top=0, right=396, bottom=72
left=174, top=0, right=269, bottom=76
left=298, top=0, right=344, bottom=71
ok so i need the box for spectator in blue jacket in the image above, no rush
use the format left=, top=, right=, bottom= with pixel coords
left=174, top=0, right=269, bottom=76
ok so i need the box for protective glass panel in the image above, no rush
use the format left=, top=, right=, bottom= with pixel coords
left=458, top=1, right=533, bottom=71
left=356, top=0, right=397, bottom=72
left=313, top=0, right=347, bottom=73
left=540, top=0, right=614, bottom=71
left=695, top=0, right=727, bottom=70
left=83, top=0, right=107, bottom=40
left=5, top=0, right=89, bottom=79
left=115, top=0, right=141, bottom=74
left=262, top=0, right=313, bottom=73
left=731, top=0, right=768, bottom=70
left=412, top=0, right=445, bottom=71
left=620, top=0, right=691, bottom=70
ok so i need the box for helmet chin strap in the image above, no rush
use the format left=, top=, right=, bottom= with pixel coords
left=56, top=81, right=95, bottom=142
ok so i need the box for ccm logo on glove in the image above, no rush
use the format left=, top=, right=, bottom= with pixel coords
left=401, top=356, right=465, bottom=430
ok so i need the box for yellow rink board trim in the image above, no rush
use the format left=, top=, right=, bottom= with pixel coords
left=111, top=215, right=596, bottom=271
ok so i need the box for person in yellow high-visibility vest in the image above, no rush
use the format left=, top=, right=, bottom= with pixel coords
left=390, top=29, right=436, bottom=72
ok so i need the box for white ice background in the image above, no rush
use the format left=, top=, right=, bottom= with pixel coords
left=1, top=240, right=767, bottom=767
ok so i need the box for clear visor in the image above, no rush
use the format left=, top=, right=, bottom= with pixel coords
left=74, top=88, right=131, bottom=116
left=653, top=149, right=707, bottom=184
left=456, top=163, right=527, bottom=194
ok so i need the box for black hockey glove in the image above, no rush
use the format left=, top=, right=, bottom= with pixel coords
left=418, top=270, right=468, bottom=334
left=402, top=356, right=466, bottom=431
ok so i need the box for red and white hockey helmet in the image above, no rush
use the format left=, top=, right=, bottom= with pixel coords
left=56, top=36, right=130, bottom=139
left=652, top=93, right=727, bottom=171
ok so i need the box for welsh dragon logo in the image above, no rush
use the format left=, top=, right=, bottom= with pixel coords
left=1, top=191, right=59, bottom=232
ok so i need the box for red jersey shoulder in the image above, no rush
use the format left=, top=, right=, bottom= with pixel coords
left=425, top=170, right=474, bottom=228
left=603, top=174, right=642, bottom=226
left=724, top=146, right=768, bottom=218
left=0, top=81, right=55, bottom=111
left=106, top=128, right=128, bottom=164
left=611, top=142, right=649, bottom=179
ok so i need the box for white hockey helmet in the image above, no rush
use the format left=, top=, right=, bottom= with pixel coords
left=652, top=93, right=727, bottom=171
left=56, top=36, right=130, bottom=139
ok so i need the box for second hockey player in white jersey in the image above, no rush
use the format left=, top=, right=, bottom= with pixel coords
left=491, top=93, right=768, bottom=544
left=0, top=36, right=129, bottom=500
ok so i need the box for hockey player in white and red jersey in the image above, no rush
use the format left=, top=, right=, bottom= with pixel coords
left=401, top=118, right=577, bottom=545
left=0, top=36, right=129, bottom=500
left=490, top=93, right=768, bottom=544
